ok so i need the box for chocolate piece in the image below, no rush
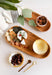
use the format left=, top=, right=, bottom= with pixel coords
left=11, top=54, right=23, bottom=66
left=13, top=27, right=23, bottom=34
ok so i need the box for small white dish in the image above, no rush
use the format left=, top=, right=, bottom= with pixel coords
left=33, top=39, right=48, bottom=55
left=9, top=52, right=24, bottom=67
left=36, top=16, right=48, bottom=27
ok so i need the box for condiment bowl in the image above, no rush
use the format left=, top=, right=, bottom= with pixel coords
left=36, top=16, right=48, bottom=27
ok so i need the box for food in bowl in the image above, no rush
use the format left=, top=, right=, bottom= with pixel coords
left=9, top=53, right=24, bottom=67
left=36, top=16, right=48, bottom=27
left=33, top=39, right=48, bottom=55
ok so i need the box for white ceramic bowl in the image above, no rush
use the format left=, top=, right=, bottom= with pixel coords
left=33, top=39, right=48, bottom=55
left=9, top=52, right=24, bottom=67
left=36, top=16, right=48, bottom=27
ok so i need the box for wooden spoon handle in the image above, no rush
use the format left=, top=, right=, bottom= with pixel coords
left=18, top=62, right=28, bottom=72
left=24, top=64, right=34, bottom=72
left=24, top=61, right=37, bottom=72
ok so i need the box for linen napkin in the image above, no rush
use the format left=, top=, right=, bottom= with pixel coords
left=0, top=8, right=13, bottom=37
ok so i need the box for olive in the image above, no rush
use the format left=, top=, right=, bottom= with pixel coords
left=13, top=27, right=23, bottom=34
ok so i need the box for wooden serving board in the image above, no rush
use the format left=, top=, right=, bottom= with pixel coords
left=5, top=26, right=50, bottom=58
left=25, top=12, right=51, bottom=32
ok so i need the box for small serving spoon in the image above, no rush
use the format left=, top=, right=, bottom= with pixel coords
left=24, top=61, right=37, bottom=72
left=18, top=60, right=31, bottom=72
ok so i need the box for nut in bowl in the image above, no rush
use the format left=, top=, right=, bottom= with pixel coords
left=33, top=39, right=48, bottom=55
left=9, top=52, right=24, bottom=67
left=36, top=16, right=48, bottom=27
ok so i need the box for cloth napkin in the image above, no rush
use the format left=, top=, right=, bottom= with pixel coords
left=0, top=8, right=13, bottom=37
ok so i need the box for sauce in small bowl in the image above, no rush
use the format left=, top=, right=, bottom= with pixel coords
left=36, top=16, right=48, bottom=27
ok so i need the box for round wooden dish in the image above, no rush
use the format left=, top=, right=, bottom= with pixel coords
left=25, top=12, right=51, bottom=32
left=5, top=26, right=50, bottom=58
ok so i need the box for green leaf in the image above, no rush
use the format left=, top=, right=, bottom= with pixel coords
left=6, top=0, right=21, bottom=3
left=22, top=9, right=32, bottom=18
left=0, top=0, right=5, bottom=2
left=28, top=20, right=36, bottom=26
left=0, top=2, right=17, bottom=10
left=0, top=0, right=21, bottom=3
left=17, top=15, right=24, bottom=25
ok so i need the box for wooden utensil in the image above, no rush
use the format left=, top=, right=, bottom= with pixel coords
left=25, top=12, right=51, bottom=32
left=5, top=26, right=50, bottom=58
left=24, top=61, right=37, bottom=72
left=18, top=60, right=31, bottom=72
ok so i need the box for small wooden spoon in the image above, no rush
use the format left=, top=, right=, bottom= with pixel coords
left=25, top=12, right=51, bottom=32
left=18, top=60, right=31, bottom=72
left=24, top=61, right=37, bottom=72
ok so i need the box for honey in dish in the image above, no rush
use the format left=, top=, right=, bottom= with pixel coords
left=33, top=39, right=48, bottom=55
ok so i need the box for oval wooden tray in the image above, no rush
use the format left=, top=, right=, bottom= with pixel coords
left=5, top=26, right=50, bottom=58
left=25, top=12, right=51, bottom=32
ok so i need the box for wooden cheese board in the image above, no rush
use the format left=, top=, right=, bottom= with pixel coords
left=5, top=26, right=50, bottom=58
left=25, top=12, right=51, bottom=32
